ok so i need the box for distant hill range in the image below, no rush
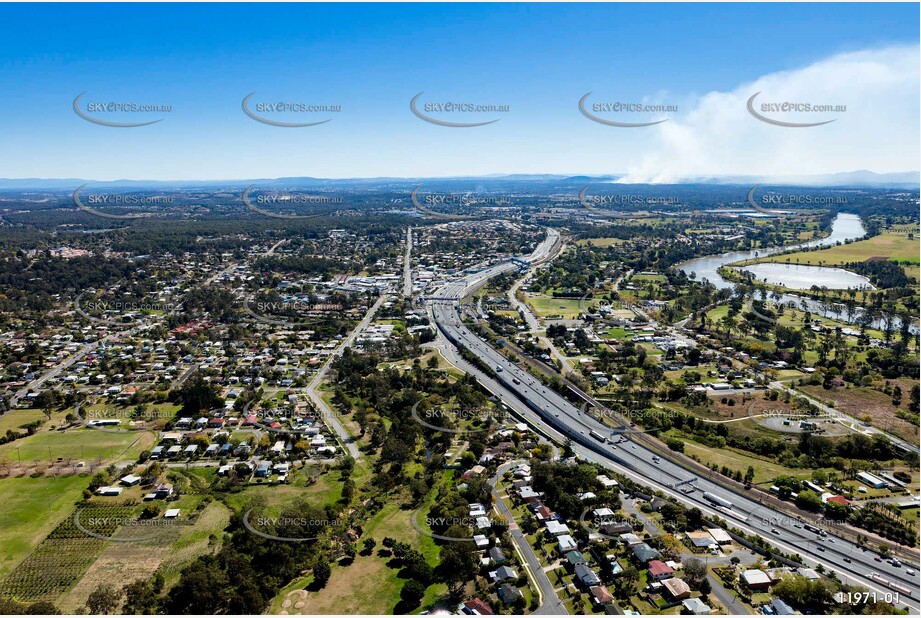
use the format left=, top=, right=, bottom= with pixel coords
left=0, top=170, right=916, bottom=190
left=683, top=170, right=919, bottom=188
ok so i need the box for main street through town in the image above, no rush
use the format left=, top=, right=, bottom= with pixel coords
left=425, top=228, right=920, bottom=613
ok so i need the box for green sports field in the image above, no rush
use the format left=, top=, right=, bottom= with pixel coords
left=0, top=428, right=156, bottom=464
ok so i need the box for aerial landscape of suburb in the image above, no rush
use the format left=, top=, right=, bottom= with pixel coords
left=0, top=2, right=917, bottom=616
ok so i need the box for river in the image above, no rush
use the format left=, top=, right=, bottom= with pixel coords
left=678, top=213, right=867, bottom=290
left=676, top=214, right=913, bottom=331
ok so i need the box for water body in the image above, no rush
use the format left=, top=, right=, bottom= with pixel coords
left=676, top=214, right=913, bottom=331
left=740, top=263, right=874, bottom=291
left=678, top=213, right=867, bottom=289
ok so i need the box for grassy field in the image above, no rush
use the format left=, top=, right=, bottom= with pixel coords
left=631, top=273, right=666, bottom=283
left=0, top=409, right=46, bottom=434
left=605, top=327, right=630, bottom=340
left=760, top=230, right=920, bottom=266
left=578, top=237, right=624, bottom=248
left=662, top=362, right=720, bottom=384
left=223, top=466, right=344, bottom=513
left=705, top=304, right=730, bottom=323
left=705, top=302, right=894, bottom=347
left=771, top=305, right=889, bottom=342
left=268, top=500, right=450, bottom=615
left=673, top=433, right=823, bottom=484
left=0, top=428, right=156, bottom=464
left=78, top=402, right=180, bottom=431
left=0, top=475, right=89, bottom=581
left=158, top=500, right=229, bottom=576
left=527, top=295, right=587, bottom=320
left=0, top=503, right=155, bottom=603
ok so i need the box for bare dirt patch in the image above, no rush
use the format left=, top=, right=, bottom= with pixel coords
left=798, top=384, right=918, bottom=446
left=57, top=543, right=172, bottom=612
left=708, top=394, right=797, bottom=420
left=708, top=396, right=852, bottom=437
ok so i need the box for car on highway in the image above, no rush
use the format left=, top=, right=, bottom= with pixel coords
left=496, top=366, right=503, bottom=372
left=512, top=377, right=520, bottom=384
left=843, top=557, right=852, bottom=563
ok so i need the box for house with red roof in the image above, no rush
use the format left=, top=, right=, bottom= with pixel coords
left=648, top=559, right=674, bottom=581
left=458, top=598, right=494, bottom=615
left=825, top=494, right=852, bottom=507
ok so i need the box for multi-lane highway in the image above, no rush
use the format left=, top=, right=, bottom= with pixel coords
left=426, top=229, right=920, bottom=612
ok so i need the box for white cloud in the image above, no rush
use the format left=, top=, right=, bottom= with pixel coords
left=618, top=45, right=920, bottom=183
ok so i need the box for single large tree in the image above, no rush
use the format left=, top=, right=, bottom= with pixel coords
left=86, top=583, right=122, bottom=615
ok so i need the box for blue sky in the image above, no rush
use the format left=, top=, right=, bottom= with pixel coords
left=0, top=3, right=917, bottom=180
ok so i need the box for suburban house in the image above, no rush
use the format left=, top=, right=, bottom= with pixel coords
left=590, top=585, right=614, bottom=605
left=620, top=532, right=643, bottom=546
left=575, top=564, right=601, bottom=587
left=742, top=569, right=772, bottom=591
left=767, top=598, right=796, bottom=615
left=458, top=598, right=494, bottom=615
left=490, top=565, right=517, bottom=583
left=600, top=520, right=633, bottom=536
left=557, top=534, right=578, bottom=553
left=596, top=474, right=618, bottom=489
left=647, top=559, right=674, bottom=581
left=519, top=486, right=541, bottom=502
left=661, top=577, right=691, bottom=600
left=143, top=483, right=174, bottom=500
left=498, top=583, right=522, bottom=605
left=546, top=520, right=571, bottom=536
left=686, top=531, right=718, bottom=551
left=632, top=543, right=660, bottom=563
left=566, top=551, right=588, bottom=566
left=682, top=598, right=712, bottom=615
